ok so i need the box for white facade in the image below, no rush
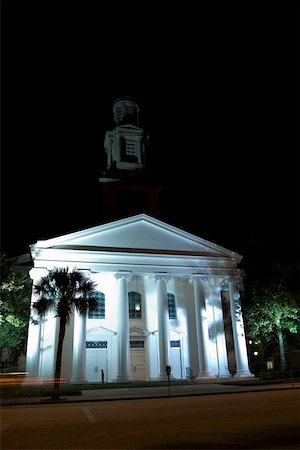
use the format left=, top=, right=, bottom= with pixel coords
left=25, top=214, right=253, bottom=383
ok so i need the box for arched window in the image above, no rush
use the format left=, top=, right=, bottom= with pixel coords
left=128, top=291, right=142, bottom=319
left=88, top=292, right=105, bottom=319
left=167, top=293, right=177, bottom=319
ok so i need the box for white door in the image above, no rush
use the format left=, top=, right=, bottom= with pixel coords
left=170, top=340, right=182, bottom=379
left=86, top=341, right=108, bottom=382
left=130, top=340, right=147, bottom=380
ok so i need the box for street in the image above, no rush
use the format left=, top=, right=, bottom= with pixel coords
left=1, top=390, right=299, bottom=449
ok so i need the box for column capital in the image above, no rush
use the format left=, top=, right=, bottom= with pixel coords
left=77, top=269, right=91, bottom=275
left=227, top=275, right=244, bottom=290
left=154, top=273, right=170, bottom=283
left=237, top=269, right=245, bottom=279
left=115, top=271, right=133, bottom=281
left=220, top=275, right=243, bottom=290
left=212, top=284, right=222, bottom=293
left=29, top=268, right=48, bottom=281
left=227, top=276, right=237, bottom=284
left=219, top=276, right=230, bottom=290
left=90, top=272, right=101, bottom=282
left=190, top=275, right=208, bottom=284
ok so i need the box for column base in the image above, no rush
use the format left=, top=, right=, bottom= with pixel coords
left=196, top=372, right=214, bottom=379
left=159, top=374, right=169, bottom=381
left=234, top=370, right=254, bottom=378
left=217, top=371, right=231, bottom=377
left=117, top=375, right=131, bottom=382
left=70, top=376, right=88, bottom=384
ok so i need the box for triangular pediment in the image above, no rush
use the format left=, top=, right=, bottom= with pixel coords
left=129, top=327, right=150, bottom=336
left=87, top=326, right=117, bottom=336
left=32, top=214, right=241, bottom=260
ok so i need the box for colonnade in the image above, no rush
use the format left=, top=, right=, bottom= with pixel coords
left=26, top=269, right=252, bottom=383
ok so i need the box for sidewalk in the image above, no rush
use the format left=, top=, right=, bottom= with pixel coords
left=1, top=378, right=300, bottom=406
left=81, top=380, right=300, bottom=402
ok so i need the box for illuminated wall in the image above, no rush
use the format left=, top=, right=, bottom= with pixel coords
left=25, top=214, right=253, bottom=383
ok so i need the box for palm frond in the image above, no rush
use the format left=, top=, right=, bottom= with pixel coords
left=32, top=297, right=55, bottom=317
left=33, top=266, right=98, bottom=322
left=74, top=295, right=99, bottom=315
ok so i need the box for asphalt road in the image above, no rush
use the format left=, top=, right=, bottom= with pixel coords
left=1, top=390, right=299, bottom=449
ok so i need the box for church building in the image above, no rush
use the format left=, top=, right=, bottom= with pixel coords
left=25, top=98, right=253, bottom=383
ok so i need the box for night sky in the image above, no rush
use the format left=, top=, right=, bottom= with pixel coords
left=1, top=3, right=298, bottom=267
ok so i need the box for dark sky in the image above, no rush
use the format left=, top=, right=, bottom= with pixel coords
left=1, top=2, right=299, bottom=266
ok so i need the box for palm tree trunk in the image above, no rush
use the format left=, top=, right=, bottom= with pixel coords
left=52, top=316, right=66, bottom=400
left=277, top=328, right=286, bottom=371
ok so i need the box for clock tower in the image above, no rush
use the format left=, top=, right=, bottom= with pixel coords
left=99, top=97, right=161, bottom=222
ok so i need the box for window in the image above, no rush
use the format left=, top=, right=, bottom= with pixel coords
left=125, top=141, right=137, bottom=159
left=167, top=293, right=177, bottom=319
left=88, top=292, right=105, bottom=319
left=128, top=291, right=142, bottom=319
left=130, top=340, right=144, bottom=348
left=126, top=141, right=135, bottom=155
left=120, top=139, right=138, bottom=163
left=86, top=341, right=107, bottom=349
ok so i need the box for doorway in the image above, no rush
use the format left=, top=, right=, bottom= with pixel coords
left=170, top=340, right=182, bottom=379
left=130, top=340, right=147, bottom=380
left=86, top=341, right=108, bottom=382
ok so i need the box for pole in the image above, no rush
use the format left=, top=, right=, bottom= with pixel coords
left=166, top=365, right=171, bottom=397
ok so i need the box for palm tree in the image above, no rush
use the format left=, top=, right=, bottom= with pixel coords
left=32, top=267, right=98, bottom=400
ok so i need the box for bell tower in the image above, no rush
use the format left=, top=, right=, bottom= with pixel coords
left=99, top=97, right=161, bottom=222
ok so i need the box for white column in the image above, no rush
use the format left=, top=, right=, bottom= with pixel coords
left=228, top=278, right=253, bottom=377
left=115, top=272, right=132, bottom=382
left=24, top=268, right=48, bottom=383
left=192, top=276, right=213, bottom=378
left=107, top=139, right=112, bottom=168
left=71, top=309, right=88, bottom=383
left=211, top=283, right=231, bottom=377
left=116, top=133, right=121, bottom=163
left=155, top=274, right=170, bottom=380
left=137, top=138, right=142, bottom=164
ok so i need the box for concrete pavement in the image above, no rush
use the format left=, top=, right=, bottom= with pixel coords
left=81, top=380, right=300, bottom=402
